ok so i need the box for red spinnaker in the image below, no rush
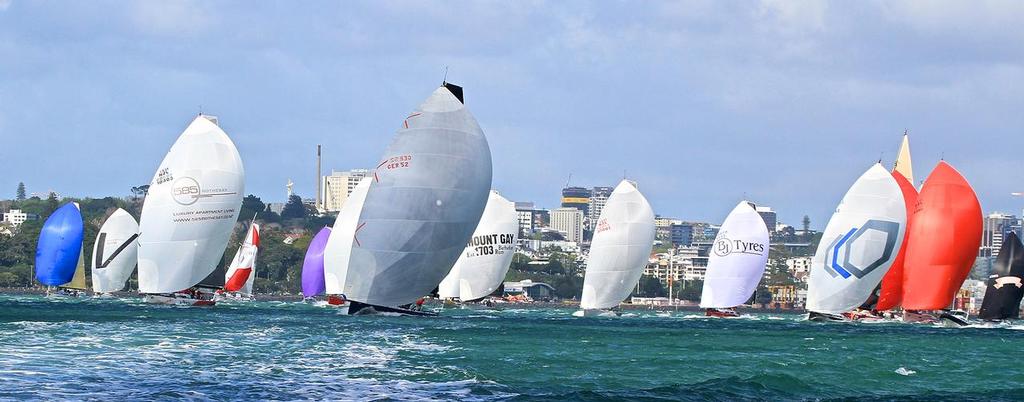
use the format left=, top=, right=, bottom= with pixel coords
left=900, top=161, right=982, bottom=310
left=224, top=268, right=253, bottom=292
left=875, top=171, right=918, bottom=311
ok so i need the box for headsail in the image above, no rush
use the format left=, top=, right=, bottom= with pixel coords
left=978, top=232, right=1024, bottom=320
left=893, top=133, right=914, bottom=185
left=137, top=115, right=245, bottom=294
left=873, top=171, right=917, bottom=311
left=438, top=191, right=519, bottom=301
left=323, top=177, right=371, bottom=296
left=806, top=164, right=907, bottom=315
left=35, top=203, right=85, bottom=287
left=341, top=84, right=492, bottom=307
left=302, top=227, right=332, bottom=298
left=700, top=201, right=770, bottom=309
left=580, top=180, right=656, bottom=310
left=901, top=161, right=982, bottom=310
left=91, top=208, right=140, bottom=293
left=224, top=221, right=260, bottom=295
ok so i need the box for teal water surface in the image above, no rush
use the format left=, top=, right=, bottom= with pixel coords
left=1, top=295, right=1022, bottom=401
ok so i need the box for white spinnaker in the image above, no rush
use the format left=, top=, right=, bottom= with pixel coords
left=343, top=85, right=492, bottom=307
left=580, top=180, right=656, bottom=310
left=323, top=177, right=371, bottom=295
left=91, top=208, right=139, bottom=293
left=438, top=191, right=519, bottom=301
left=700, top=202, right=770, bottom=309
left=224, top=222, right=259, bottom=295
left=137, top=115, right=245, bottom=294
left=806, top=163, right=907, bottom=314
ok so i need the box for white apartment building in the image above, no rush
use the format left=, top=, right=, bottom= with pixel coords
left=2, top=209, right=29, bottom=227
left=550, top=207, right=584, bottom=244
left=785, top=256, right=813, bottom=282
left=320, top=169, right=369, bottom=212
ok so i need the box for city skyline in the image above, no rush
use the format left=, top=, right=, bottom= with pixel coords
left=2, top=2, right=1023, bottom=229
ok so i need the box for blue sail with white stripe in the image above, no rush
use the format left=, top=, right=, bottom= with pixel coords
left=35, top=202, right=85, bottom=286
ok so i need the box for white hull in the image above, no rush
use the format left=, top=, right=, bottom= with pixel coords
left=143, top=293, right=216, bottom=307
left=573, top=309, right=621, bottom=318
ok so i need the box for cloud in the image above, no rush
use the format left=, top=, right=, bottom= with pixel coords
left=0, top=0, right=10, bottom=11
left=127, top=1, right=215, bottom=37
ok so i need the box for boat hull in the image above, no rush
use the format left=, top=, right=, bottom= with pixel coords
left=573, top=309, right=621, bottom=318
left=705, top=308, right=739, bottom=318
left=807, top=311, right=848, bottom=322
left=143, top=292, right=216, bottom=307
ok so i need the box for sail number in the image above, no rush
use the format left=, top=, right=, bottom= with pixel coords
left=384, top=155, right=412, bottom=170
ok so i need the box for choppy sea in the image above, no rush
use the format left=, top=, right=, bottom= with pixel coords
left=1, top=295, right=1022, bottom=401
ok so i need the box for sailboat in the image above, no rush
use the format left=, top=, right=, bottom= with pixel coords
left=137, top=115, right=245, bottom=306
left=901, top=161, right=982, bottom=325
left=221, top=219, right=260, bottom=301
left=699, top=201, right=770, bottom=317
left=978, top=232, right=1024, bottom=321
left=437, top=191, right=519, bottom=304
left=323, top=177, right=371, bottom=308
left=806, top=163, right=908, bottom=322
left=91, top=208, right=140, bottom=296
left=36, top=202, right=87, bottom=297
left=301, top=227, right=332, bottom=302
left=330, top=83, right=492, bottom=316
left=575, top=180, right=656, bottom=317
left=871, top=134, right=918, bottom=313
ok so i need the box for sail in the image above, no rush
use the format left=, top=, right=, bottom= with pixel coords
left=700, top=201, right=770, bottom=309
left=438, top=191, right=519, bottom=301
left=137, top=115, right=245, bottom=294
left=341, top=84, right=493, bottom=307
left=301, top=227, right=332, bottom=298
left=874, top=171, right=917, bottom=311
left=580, top=180, right=656, bottom=310
left=65, top=244, right=88, bottom=290
left=323, top=177, right=371, bottom=295
left=91, top=208, right=139, bottom=293
left=224, top=221, right=260, bottom=295
left=893, top=133, right=914, bottom=184
left=979, top=232, right=1024, bottom=320
left=901, top=161, right=983, bottom=310
left=35, top=203, right=85, bottom=286
left=806, top=164, right=908, bottom=314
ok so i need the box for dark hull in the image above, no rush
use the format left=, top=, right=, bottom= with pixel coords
left=348, top=300, right=437, bottom=316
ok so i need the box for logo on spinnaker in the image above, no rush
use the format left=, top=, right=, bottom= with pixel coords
left=172, top=177, right=202, bottom=205
left=712, top=233, right=766, bottom=257
left=823, top=219, right=900, bottom=279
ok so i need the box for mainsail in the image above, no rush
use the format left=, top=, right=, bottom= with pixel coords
left=580, top=180, right=656, bottom=310
left=806, top=164, right=908, bottom=314
left=699, top=201, right=770, bottom=309
left=901, top=162, right=982, bottom=310
left=301, top=227, right=332, bottom=298
left=873, top=171, right=917, bottom=311
left=340, top=83, right=493, bottom=307
left=438, top=191, right=519, bottom=301
left=137, top=115, right=245, bottom=294
left=91, top=208, right=140, bottom=293
left=979, top=232, right=1024, bottom=320
left=35, top=203, right=84, bottom=287
left=323, top=177, right=371, bottom=296
left=224, top=221, right=260, bottom=295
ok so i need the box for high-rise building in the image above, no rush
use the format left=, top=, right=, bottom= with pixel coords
left=980, top=212, right=1019, bottom=258
left=550, top=207, right=584, bottom=244
left=755, top=206, right=777, bottom=233
left=670, top=223, right=694, bottom=247
left=588, top=186, right=614, bottom=230
left=515, top=202, right=536, bottom=237
left=561, top=186, right=591, bottom=218
left=321, top=169, right=369, bottom=212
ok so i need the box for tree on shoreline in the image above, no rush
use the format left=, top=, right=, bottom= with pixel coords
left=16, top=183, right=26, bottom=202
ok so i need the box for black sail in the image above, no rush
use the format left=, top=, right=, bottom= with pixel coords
left=979, top=232, right=1024, bottom=320
left=196, top=263, right=227, bottom=290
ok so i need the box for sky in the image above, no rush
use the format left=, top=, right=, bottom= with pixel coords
left=1, top=1, right=1022, bottom=229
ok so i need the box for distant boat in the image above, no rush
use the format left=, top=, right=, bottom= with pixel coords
left=36, top=202, right=86, bottom=297
left=699, top=201, right=769, bottom=317
left=323, top=177, right=371, bottom=308
left=576, top=180, right=655, bottom=317
left=978, top=232, right=1024, bottom=321
left=337, top=83, right=492, bottom=316
left=222, top=219, right=260, bottom=300
left=301, top=227, right=332, bottom=301
left=91, top=208, right=139, bottom=295
left=806, top=163, right=908, bottom=321
left=438, top=191, right=519, bottom=303
left=137, top=115, right=245, bottom=306
left=901, top=161, right=982, bottom=325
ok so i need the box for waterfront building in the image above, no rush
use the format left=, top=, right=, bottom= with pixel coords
left=503, top=280, right=556, bottom=300
left=1, top=209, right=34, bottom=228
left=980, top=212, right=1020, bottom=258
left=561, top=186, right=591, bottom=217
left=550, top=207, right=584, bottom=244
left=755, top=206, right=777, bottom=233
left=785, top=256, right=812, bottom=282
left=670, top=223, right=693, bottom=247
left=320, top=169, right=369, bottom=212
left=515, top=202, right=535, bottom=236
left=767, top=285, right=807, bottom=308
left=654, top=216, right=682, bottom=241
left=587, top=186, right=613, bottom=230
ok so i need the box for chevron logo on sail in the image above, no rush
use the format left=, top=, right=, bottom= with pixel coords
left=823, top=219, right=900, bottom=279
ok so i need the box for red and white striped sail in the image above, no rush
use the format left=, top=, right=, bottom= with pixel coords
left=224, top=221, right=260, bottom=296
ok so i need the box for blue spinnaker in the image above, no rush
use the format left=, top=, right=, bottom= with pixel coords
left=35, top=203, right=84, bottom=286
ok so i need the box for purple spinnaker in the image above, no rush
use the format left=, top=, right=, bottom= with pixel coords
left=301, top=227, right=332, bottom=298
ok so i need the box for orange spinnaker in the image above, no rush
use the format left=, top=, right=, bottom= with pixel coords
left=900, top=161, right=982, bottom=310
left=875, top=171, right=917, bottom=311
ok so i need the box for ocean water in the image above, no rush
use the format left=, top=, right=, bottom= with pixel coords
left=1, top=295, right=1022, bottom=401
